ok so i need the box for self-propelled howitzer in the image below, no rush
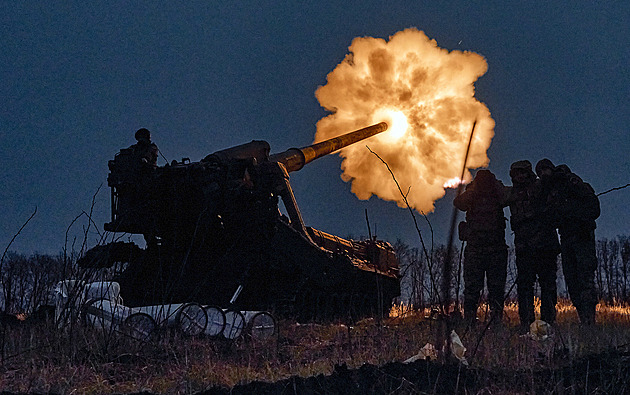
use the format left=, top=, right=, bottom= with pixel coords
left=81, top=122, right=400, bottom=320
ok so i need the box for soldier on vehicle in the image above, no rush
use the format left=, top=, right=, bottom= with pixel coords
left=130, top=128, right=159, bottom=169
left=107, top=128, right=160, bottom=236
left=507, top=160, right=560, bottom=332
left=535, top=159, right=600, bottom=324
left=454, top=169, right=509, bottom=325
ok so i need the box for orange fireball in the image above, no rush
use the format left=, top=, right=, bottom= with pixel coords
left=315, top=28, right=494, bottom=213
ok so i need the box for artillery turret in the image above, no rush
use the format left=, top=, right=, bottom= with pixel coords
left=81, top=123, right=400, bottom=320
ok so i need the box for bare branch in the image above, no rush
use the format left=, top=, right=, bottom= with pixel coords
left=597, top=183, right=630, bottom=197
left=80, top=184, right=104, bottom=254
left=1, top=207, right=37, bottom=269
left=366, top=145, right=441, bottom=306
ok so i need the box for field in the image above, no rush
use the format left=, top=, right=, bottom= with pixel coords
left=1, top=300, right=630, bottom=394
left=1, top=236, right=629, bottom=393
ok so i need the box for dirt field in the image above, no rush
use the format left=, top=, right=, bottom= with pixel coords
left=1, top=302, right=630, bottom=394
left=199, top=351, right=630, bottom=394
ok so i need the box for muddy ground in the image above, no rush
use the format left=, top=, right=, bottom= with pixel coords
left=0, top=350, right=627, bottom=394
left=196, top=350, right=628, bottom=394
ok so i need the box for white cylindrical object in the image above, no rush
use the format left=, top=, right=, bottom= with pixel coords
left=229, top=285, right=243, bottom=304
left=136, top=303, right=208, bottom=336
left=83, top=299, right=132, bottom=330
left=123, top=312, right=157, bottom=342
left=135, top=304, right=185, bottom=326
left=203, top=306, right=226, bottom=337
left=84, top=281, right=121, bottom=303
left=176, top=303, right=207, bottom=336
left=83, top=299, right=156, bottom=342
left=243, top=311, right=276, bottom=341
left=54, top=280, right=86, bottom=327
left=222, top=309, right=245, bottom=340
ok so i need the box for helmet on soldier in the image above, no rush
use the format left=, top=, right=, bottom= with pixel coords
left=555, top=164, right=583, bottom=184
left=555, top=164, right=571, bottom=175
left=473, top=169, right=496, bottom=188
left=509, top=160, right=532, bottom=176
left=135, top=128, right=151, bottom=142
left=510, top=160, right=536, bottom=184
left=535, top=158, right=555, bottom=178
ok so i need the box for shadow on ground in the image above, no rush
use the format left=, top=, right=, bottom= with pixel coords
left=194, top=349, right=630, bottom=394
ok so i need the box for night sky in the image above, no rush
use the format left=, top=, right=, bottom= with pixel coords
left=2, top=2, right=628, bottom=255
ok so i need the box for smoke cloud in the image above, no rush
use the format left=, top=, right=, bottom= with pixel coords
left=315, top=28, right=495, bottom=213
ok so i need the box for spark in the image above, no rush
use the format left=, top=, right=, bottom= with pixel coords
left=443, top=177, right=466, bottom=189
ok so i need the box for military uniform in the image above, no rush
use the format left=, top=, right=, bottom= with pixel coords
left=115, top=128, right=160, bottom=235
left=508, top=160, right=560, bottom=329
left=454, top=170, right=508, bottom=323
left=130, top=128, right=159, bottom=169
left=538, top=161, right=599, bottom=324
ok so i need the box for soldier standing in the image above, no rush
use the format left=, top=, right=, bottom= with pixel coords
left=454, top=169, right=508, bottom=325
left=507, top=160, right=560, bottom=331
left=536, top=159, right=600, bottom=324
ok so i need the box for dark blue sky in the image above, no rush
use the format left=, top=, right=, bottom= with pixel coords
left=2, top=2, right=628, bottom=255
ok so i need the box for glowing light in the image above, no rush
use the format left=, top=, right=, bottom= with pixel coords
left=443, top=177, right=465, bottom=189
left=373, top=108, right=409, bottom=141
left=315, top=28, right=495, bottom=213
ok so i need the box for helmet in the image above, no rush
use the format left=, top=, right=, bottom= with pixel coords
left=555, top=164, right=571, bottom=175
left=473, top=169, right=496, bottom=187
left=472, top=169, right=497, bottom=190
left=535, top=158, right=555, bottom=177
left=509, top=160, right=532, bottom=175
left=135, top=128, right=151, bottom=141
left=510, top=160, right=536, bottom=184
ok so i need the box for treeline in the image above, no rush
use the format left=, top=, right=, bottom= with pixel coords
left=0, top=251, right=121, bottom=314
left=0, top=253, right=68, bottom=314
left=1, top=236, right=629, bottom=314
left=596, top=236, right=630, bottom=303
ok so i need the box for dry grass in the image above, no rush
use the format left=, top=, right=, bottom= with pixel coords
left=1, top=299, right=630, bottom=394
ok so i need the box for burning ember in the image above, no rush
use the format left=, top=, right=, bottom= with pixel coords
left=315, top=28, right=495, bottom=212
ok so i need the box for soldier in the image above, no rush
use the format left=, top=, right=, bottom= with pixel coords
left=130, top=128, right=159, bottom=169
left=535, top=159, right=600, bottom=324
left=116, top=128, right=160, bottom=236
left=507, top=160, right=560, bottom=331
left=454, top=169, right=508, bottom=325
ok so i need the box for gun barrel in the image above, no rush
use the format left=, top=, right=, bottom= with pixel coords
left=269, top=122, right=388, bottom=172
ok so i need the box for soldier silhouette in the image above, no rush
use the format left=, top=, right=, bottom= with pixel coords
left=130, top=128, right=159, bottom=169
left=536, top=159, right=600, bottom=325
left=454, top=169, right=509, bottom=325
left=507, top=160, right=560, bottom=331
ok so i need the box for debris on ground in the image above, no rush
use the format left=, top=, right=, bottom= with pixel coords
left=404, top=342, right=438, bottom=363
